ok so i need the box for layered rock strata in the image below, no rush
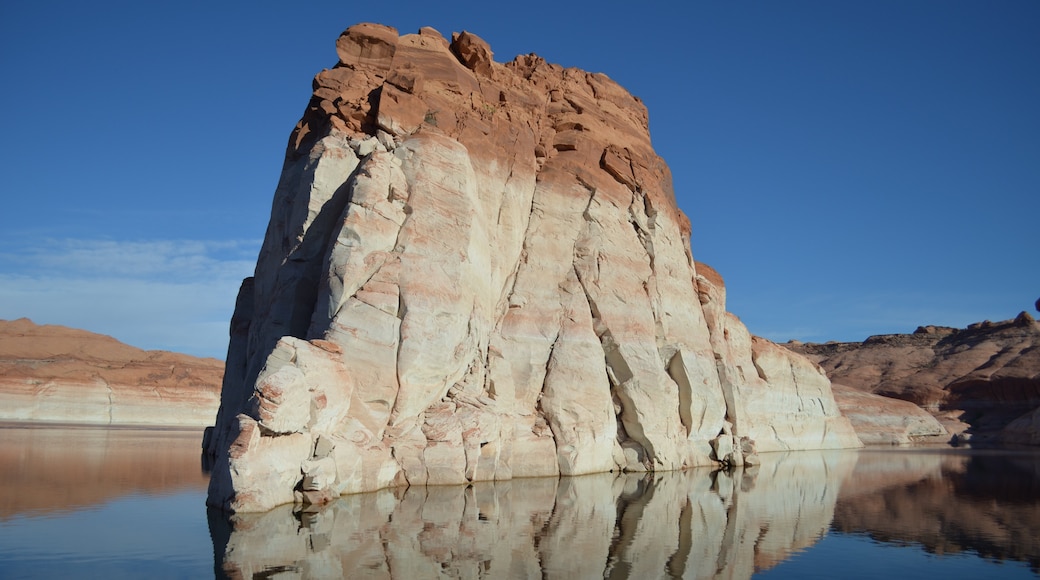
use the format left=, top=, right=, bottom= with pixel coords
left=789, top=313, right=1040, bottom=445
left=0, top=318, right=222, bottom=427
left=205, top=23, right=860, bottom=512
left=829, top=384, right=946, bottom=445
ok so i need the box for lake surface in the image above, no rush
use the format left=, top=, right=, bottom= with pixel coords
left=1, top=426, right=1038, bottom=579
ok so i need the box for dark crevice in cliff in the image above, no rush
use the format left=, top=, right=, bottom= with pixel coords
left=246, top=149, right=365, bottom=395
left=360, top=86, right=384, bottom=136
left=750, top=350, right=769, bottom=382
left=492, top=169, right=540, bottom=333
left=574, top=259, right=649, bottom=468
left=288, top=99, right=332, bottom=161
left=667, top=352, right=694, bottom=437
left=628, top=192, right=656, bottom=274
left=628, top=192, right=671, bottom=370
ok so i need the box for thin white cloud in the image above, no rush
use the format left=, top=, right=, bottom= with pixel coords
left=0, top=238, right=259, bottom=359
left=0, top=238, right=256, bottom=280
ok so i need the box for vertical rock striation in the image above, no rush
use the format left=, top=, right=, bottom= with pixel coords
left=205, top=23, right=860, bottom=512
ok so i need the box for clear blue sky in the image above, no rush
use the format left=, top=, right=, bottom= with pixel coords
left=1, top=1, right=1037, bottom=358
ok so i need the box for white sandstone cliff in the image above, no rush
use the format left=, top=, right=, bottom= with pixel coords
left=205, top=24, right=860, bottom=513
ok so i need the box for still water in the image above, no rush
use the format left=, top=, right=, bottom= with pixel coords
left=0, top=426, right=1037, bottom=579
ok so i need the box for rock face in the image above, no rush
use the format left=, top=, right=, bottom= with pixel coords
left=205, top=23, right=860, bottom=513
left=789, top=314, right=1040, bottom=445
left=0, top=318, right=222, bottom=427
left=830, top=384, right=946, bottom=445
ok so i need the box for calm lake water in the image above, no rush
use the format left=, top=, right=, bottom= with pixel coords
left=1, top=426, right=1038, bottom=579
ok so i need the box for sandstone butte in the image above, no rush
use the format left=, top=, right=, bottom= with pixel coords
left=788, top=311, right=1040, bottom=446
left=0, top=318, right=222, bottom=427
left=204, top=23, right=861, bottom=513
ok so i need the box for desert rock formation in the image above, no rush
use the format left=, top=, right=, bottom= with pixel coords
left=789, top=313, right=1040, bottom=445
left=205, top=23, right=860, bottom=513
left=0, top=318, right=222, bottom=427
left=829, top=384, right=946, bottom=445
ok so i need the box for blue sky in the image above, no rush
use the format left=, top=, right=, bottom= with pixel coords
left=1, top=1, right=1037, bottom=358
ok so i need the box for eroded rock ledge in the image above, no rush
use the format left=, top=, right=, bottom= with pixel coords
left=205, top=23, right=859, bottom=513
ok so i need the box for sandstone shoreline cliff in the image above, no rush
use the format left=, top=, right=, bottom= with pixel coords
left=0, top=318, right=222, bottom=427
left=788, top=311, right=1040, bottom=446
left=205, top=24, right=860, bottom=513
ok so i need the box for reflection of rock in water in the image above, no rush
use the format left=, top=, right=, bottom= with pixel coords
left=833, top=449, right=1040, bottom=573
left=209, top=450, right=856, bottom=579
left=0, top=427, right=208, bottom=519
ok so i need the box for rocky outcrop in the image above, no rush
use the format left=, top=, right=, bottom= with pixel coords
left=830, top=384, right=946, bottom=445
left=205, top=23, right=860, bottom=513
left=788, top=313, right=1040, bottom=445
left=0, top=318, right=222, bottom=427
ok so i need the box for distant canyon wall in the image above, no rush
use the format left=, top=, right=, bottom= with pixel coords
left=0, top=318, right=221, bottom=428
left=789, top=313, right=1040, bottom=445
left=205, top=23, right=859, bottom=513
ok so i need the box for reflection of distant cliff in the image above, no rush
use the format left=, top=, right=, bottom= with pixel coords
left=210, top=451, right=857, bottom=579
left=833, top=449, right=1040, bottom=573
left=788, top=315, right=1040, bottom=444
left=0, top=426, right=209, bottom=519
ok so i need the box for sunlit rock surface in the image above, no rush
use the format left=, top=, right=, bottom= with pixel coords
left=789, top=314, right=1040, bottom=445
left=0, top=318, right=222, bottom=427
left=205, top=23, right=860, bottom=512
left=209, top=451, right=857, bottom=578
left=830, top=383, right=947, bottom=445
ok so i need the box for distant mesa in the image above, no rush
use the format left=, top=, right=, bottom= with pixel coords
left=788, top=311, right=1040, bottom=447
left=203, top=23, right=861, bottom=513
left=0, top=318, right=222, bottom=427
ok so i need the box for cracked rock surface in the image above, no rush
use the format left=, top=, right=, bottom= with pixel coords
left=205, top=23, right=860, bottom=513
